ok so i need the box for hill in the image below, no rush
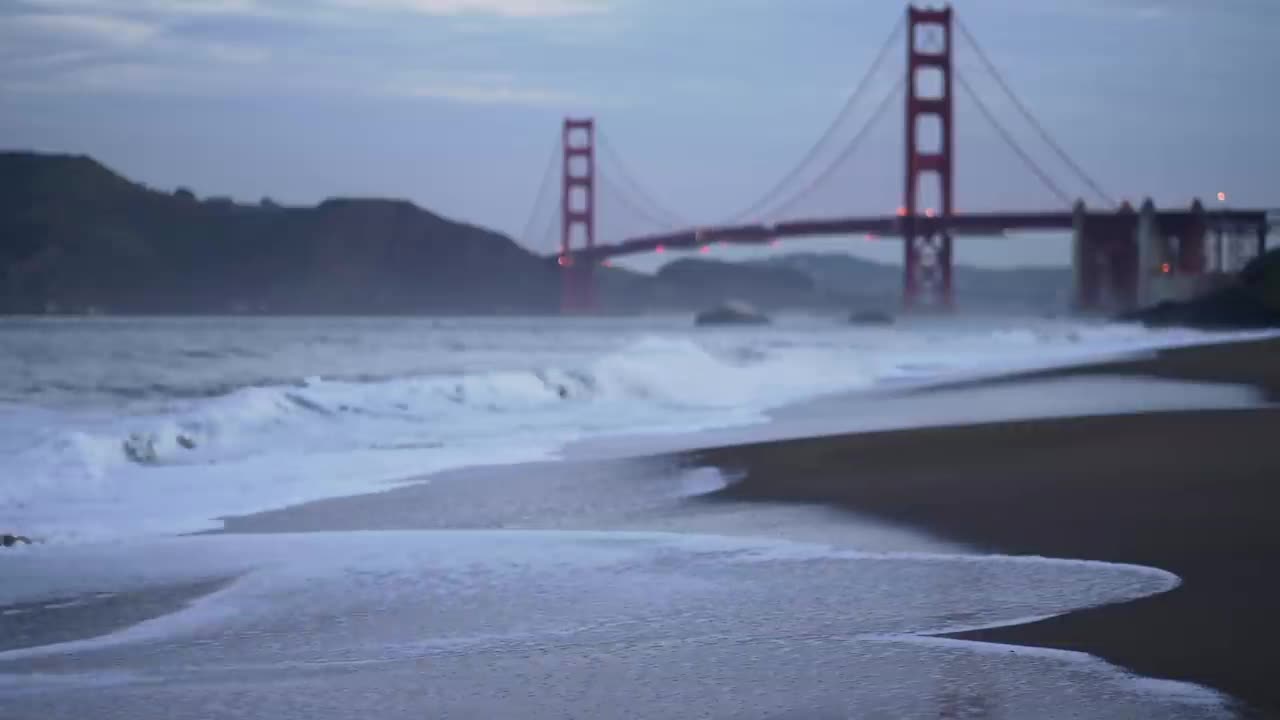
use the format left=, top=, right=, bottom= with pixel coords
left=650, top=258, right=816, bottom=310
left=0, top=152, right=562, bottom=315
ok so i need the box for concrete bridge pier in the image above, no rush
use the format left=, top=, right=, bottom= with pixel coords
left=1073, top=198, right=1236, bottom=315
left=1178, top=199, right=1209, bottom=276
left=1134, top=198, right=1207, bottom=308
left=1139, top=199, right=1229, bottom=309
left=1072, top=201, right=1138, bottom=314
left=1071, top=200, right=1089, bottom=311
left=1135, top=198, right=1160, bottom=311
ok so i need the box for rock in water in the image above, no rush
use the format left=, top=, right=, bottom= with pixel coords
left=123, top=432, right=159, bottom=463
left=849, top=309, right=894, bottom=326
left=695, top=300, right=770, bottom=326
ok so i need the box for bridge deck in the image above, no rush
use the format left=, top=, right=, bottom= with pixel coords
left=570, top=209, right=1271, bottom=261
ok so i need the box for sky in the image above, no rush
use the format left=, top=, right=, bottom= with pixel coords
left=2, top=0, right=1278, bottom=270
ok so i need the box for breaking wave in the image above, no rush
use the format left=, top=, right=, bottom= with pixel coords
left=1, top=317, right=1252, bottom=542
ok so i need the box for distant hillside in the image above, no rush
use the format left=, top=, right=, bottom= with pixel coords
left=0, top=152, right=563, bottom=315
left=650, top=258, right=816, bottom=310
left=750, top=253, right=1073, bottom=312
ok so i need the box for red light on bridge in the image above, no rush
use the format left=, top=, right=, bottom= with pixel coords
left=1217, top=191, right=1227, bottom=202
left=699, top=245, right=710, bottom=254
left=896, top=206, right=907, bottom=217
left=865, top=233, right=877, bottom=241
left=655, top=244, right=665, bottom=254
left=1161, top=262, right=1171, bottom=274
left=557, top=255, right=573, bottom=268
left=924, top=208, right=936, bottom=218
left=601, top=259, right=612, bottom=268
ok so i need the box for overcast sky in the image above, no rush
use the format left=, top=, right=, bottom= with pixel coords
left=2, top=0, right=1277, bottom=269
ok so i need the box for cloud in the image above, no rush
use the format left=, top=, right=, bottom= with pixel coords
left=19, top=0, right=608, bottom=18
left=395, top=78, right=591, bottom=106
left=55, top=61, right=175, bottom=91
left=7, top=57, right=593, bottom=106
left=0, top=49, right=97, bottom=69
left=0, top=60, right=184, bottom=94
left=327, top=0, right=607, bottom=18
left=992, top=0, right=1183, bottom=22
left=200, top=42, right=271, bottom=65
left=20, top=0, right=268, bottom=17
left=6, top=12, right=159, bottom=46
left=1, top=0, right=616, bottom=102
left=5, top=53, right=284, bottom=95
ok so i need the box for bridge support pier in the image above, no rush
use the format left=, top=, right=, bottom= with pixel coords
left=558, top=256, right=595, bottom=315
left=1179, top=199, right=1208, bottom=275
left=1074, top=199, right=1230, bottom=315
left=1073, top=202, right=1138, bottom=314
left=903, top=225, right=953, bottom=311
left=1071, top=200, right=1091, bottom=310
left=1135, top=199, right=1160, bottom=309
left=1139, top=198, right=1221, bottom=309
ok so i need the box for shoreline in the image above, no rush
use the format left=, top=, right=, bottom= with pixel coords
left=695, top=337, right=1280, bottom=716
left=2, top=335, right=1277, bottom=716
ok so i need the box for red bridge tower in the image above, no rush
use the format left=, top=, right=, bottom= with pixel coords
left=903, top=6, right=955, bottom=309
left=560, top=118, right=597, bottom=313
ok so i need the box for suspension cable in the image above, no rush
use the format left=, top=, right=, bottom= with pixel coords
left=596, top=131, right=689, bottom=228
left=764, top=77, right=905, bottom=221
left=956, top=17, right=1115, bottom=207
left=956, top=72, right=1074, bottom=208
left=518, top=137, right=561, bottom=247
left=597, top=173, right=684, bottom=233
left=723, top=14, right=907, bottom=224
left=540, top=211, right=560, bottom=256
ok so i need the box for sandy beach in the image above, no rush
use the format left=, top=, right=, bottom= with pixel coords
left=698, top=337, right=1280, bottom=716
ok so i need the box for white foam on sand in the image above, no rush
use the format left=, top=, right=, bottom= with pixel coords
left=675, top=466, right=744, bottom=497
left=866, top=634, right=1230, bottom=708
left=0, top=531, right=1234, bottom=718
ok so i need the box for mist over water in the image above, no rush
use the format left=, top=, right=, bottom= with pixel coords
left=0, top=314, right=1249, bottom=542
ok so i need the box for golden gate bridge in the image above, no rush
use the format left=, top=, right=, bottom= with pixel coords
left=513, top=5, right=1272, bottom=314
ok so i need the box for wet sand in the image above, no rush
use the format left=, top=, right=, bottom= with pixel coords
left=0, top=578, right=234, bottom=653
left=697, top=337, right=1280, bottom=716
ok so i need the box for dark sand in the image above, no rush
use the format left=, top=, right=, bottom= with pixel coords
left=698, top=336, right=1280, bottom=716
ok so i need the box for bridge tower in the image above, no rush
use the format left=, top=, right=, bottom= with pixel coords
left=903, top=5, right=955, bottom=310
left=560, top=117, right=597, bottom=313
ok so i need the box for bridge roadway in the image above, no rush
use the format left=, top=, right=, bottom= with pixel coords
left=565, top=209, right=1272, bottom=262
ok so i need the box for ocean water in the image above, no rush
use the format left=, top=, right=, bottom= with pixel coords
left=0, top=313, right=1261, bottom=543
